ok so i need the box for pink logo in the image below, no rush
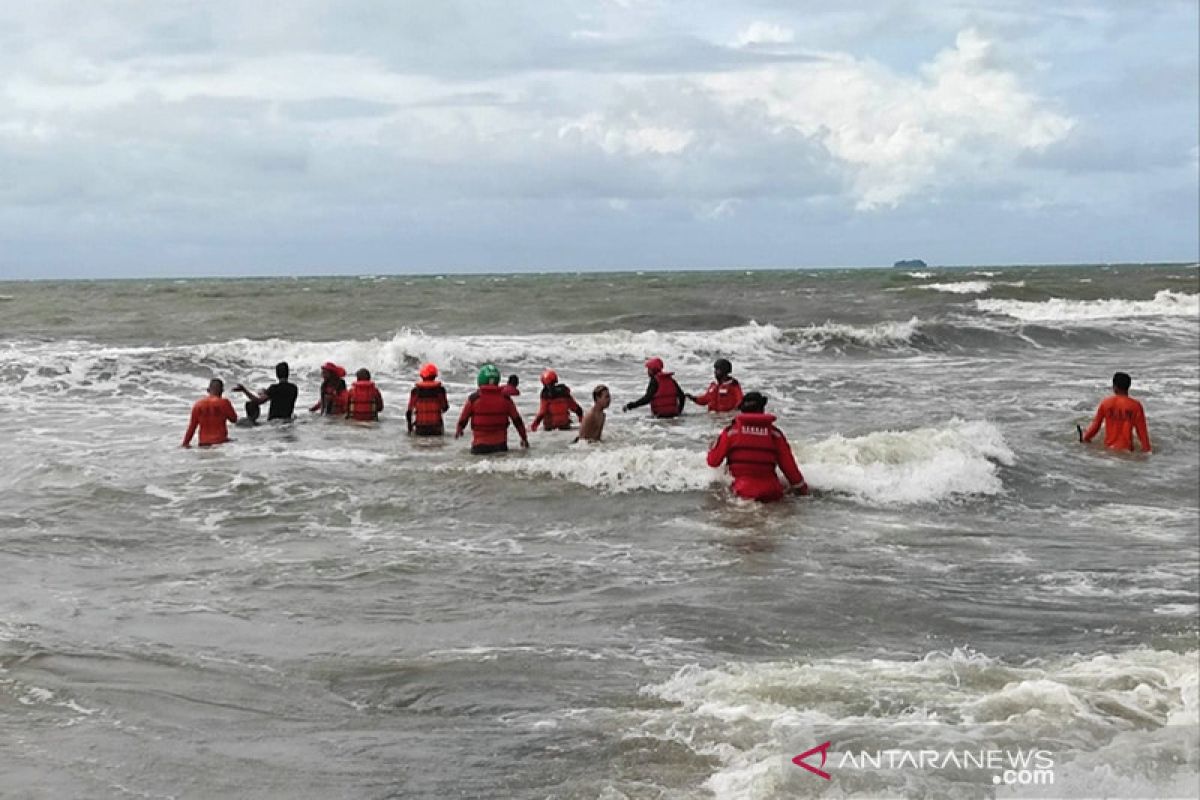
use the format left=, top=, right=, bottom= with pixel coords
left=792, top=741, right=833, bottom=780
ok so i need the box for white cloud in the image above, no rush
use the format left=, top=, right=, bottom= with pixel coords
left=0, top=1, right=1193, bottom=274
left=732, top=21, right=795, bottom=48
left=701, top=28, right=1075, bottom=208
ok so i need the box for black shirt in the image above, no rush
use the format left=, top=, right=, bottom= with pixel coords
left=265, top=381, right=298, bottom=419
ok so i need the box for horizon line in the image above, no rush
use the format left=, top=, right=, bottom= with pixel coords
left=2, top=260, right=1197, bottom=284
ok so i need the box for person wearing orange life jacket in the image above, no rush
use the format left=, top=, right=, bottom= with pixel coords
left=623, top=357, right=686, bottom=418
left=182, top=378, right=238, bottom=447
left=455, top=363, right=529, bottom=454
left=706, top=391, right=808, bottom=502
left=346, top=368, right=384, bottom=421
left=688, top=358, right=743, bottom=413
left=311, top=361, right=348, bottom=416
left=501, top=374, right=521, bottom=398
left=531, top=369, right=585, bottom=432
left=1081, top=371, right=1152, bottom=453
left=407, top=362, right=450, bottom=436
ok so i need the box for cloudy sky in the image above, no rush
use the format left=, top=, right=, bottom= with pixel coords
left=1, top=0, right=1196, bottom=278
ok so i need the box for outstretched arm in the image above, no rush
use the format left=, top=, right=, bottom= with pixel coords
left=234, top=384, right=268, bottom=405
left=624, top=378, right=657, bottom=411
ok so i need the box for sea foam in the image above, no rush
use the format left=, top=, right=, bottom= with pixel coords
left=633, top=647, right=1199, bottom=800
left=976, top=290, right=1198, bottom=322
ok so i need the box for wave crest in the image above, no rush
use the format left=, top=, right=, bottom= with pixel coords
left=976, top=290, right=1198, bottom=322
left=802, top=419, right=1014, bottom=505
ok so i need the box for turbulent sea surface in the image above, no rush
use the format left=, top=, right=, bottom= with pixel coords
left=1, top=264, right=1197, bottom=799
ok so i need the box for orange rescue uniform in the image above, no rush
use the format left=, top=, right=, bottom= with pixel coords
left=1082, top=394, right=1151, bottom=452
left=183, top=395, right=237, bottom=447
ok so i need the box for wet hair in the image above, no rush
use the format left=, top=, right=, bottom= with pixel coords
left=208, top=378, right=224, bottom=394
left=357, top=368, right=371, bottom=381
left=276, top=361, right=289, bottom=379
left=739, top=391, right=768, bottom=413
left=507, top=374, right=520, bottom=386
left=593, top=384, right=609, bottom=401
left=1113, top=372, right=1132, bottom=392
left=714, top=358, right=732, bottom=376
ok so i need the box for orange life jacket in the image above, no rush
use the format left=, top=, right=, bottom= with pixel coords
left=538, top=385, right=581, bottom=430
left=700, top=378, right=743, bottom=412
left=723, top=412, right=784, bottom=480
left=409, top=380, right=448, bottom=434
left=321, top=380, right=348, bottom=415
left=463, top=385, right=514, bottom=447
left=347, top=380, right=382, bottom=421
left=650, top=372, right=682, bottom=418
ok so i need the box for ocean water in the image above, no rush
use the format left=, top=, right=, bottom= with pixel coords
left=0, top=264, right=1197, bottom=799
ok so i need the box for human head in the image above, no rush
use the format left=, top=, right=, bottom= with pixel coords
left=541, top=368, right=558, bottom=386
left=593, top=384, right=611, bottom=409
left=645, top=357, right=664, bottom=375
left=714, top=358, right=732, bottom=379
left=321, top=361, right=345, bottom=381
left=356, top=368, right=371, bottom=381
left=419, top=362, right=438, bottom=380
left=477, top=363, right=501, bottom=386
left=208, top=378, right=224, bottom=396
left=276, top=361, right=289, bottom=380
left=1113, top=372, right=1132, bottom=394
left=506, top=374, right=519, bottom=387
left=739, top=391, right=768, bottom=413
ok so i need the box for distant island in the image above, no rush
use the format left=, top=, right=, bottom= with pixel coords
left=893, top=259, right=927, bottom=268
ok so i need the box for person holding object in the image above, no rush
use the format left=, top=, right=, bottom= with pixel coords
left=234, top=361, right=297, bottom=423
left=1081, top=371, right=1152, bottom=453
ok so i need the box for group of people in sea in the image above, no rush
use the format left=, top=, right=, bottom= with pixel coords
left=181, top=356, right=1152, bottom=503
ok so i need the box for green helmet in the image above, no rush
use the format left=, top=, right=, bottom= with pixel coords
left=477, top=363, right=501, bottom=386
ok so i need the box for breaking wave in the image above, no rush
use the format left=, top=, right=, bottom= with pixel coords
left=801, top=419, right=1014, bottom=505
left=916, top=281, right=992, bottom=294
left=437, top=419, right=1012, bottom=505
left=634, top=647, right=1199, bottom=799
left=976, top=290, right=1198, bottom=322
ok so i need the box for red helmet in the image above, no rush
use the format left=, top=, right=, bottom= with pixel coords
left=644, top=357, right=664, bottom=374
left=540, top=368, right=558, bottom=386
left=322, top=361, right=346, bottom=378
left=419, top=362, right=438, bottom=380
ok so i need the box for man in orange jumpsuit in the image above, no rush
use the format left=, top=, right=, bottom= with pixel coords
left=182, top=378, right=238, bottom=447
left=1082, top=371, right=1152, bottom=453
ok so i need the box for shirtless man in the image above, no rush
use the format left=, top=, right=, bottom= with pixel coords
left=576, top=385, right=611, bottom=443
